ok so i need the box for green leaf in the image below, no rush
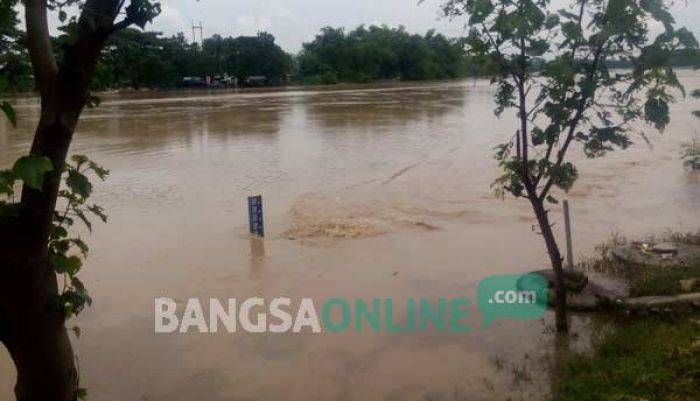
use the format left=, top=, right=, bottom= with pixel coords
left=0, top=170, right=16, bottom=196
left=12, top=155, right=53, bottom=190
left=66, top=170, right=92, bottom=199
left=71, top=276, right=93, bottom=307
left=561, top=21, right=582, bottom=43
left=548, top=162, right=578, bottom=192
left=644, top=96, right=670, bottom=131
left=125, top=0, right=162, bottom=29
left=73, top=209, right=93, bottom=232
left=53, top=254, right=82, bottom=275
left=51, top=225, right=69, bottom=240
left=526, top=39, right=549, bottom=56
left=70, top=238, right=90, bottom=257
left=544, top=14, right=559, bottom=29
left=468, top=0, right=495, bottom=24
left=88, top=162, right=110, bottom=181
left=53, top=212, right=74, bottom=226
left=1, top=101, right=16, bottom=127
left=60, top=279, right=93, bottom=317
left=58, top=10, right=67, bottom=23
left=640, top=0, right=674, bottom=32
left=63, top=301, right=74, bottom=318
left=71, top=154, right=89, bottom=168
left=87, top=204, right=108, bottom=223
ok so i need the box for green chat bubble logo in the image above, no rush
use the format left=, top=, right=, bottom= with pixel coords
left=477, top=273, right=548, bottom=328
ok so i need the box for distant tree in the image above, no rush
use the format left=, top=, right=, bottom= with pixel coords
left=440, top=0, right=697, bottom=332
left=101, top=29, right=173, bottom=89
left=692, top=89, right=700, bottom=119
left=222, top=32, right=291, bottom=83
left=681, top=89, right=700, bottom=170
left=297, top=25, right=470, bottom=84
left=161, top=32, right=205, bottom=80
left=0, top=0, right=32, bottom=91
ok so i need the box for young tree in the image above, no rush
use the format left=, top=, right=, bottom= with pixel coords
left=439, top=0, right=697, bottom=332
left=0, top=1, right=160, bottom=400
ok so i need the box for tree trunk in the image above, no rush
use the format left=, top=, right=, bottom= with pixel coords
left=0, top=63, right=95, bottom=401
left=2, top=1, right=140, bottom=399
left=529, top=196, right=568, bottom=334
left=11, top=326, right=77, bottom=401
left=0, top=239, right=79, bottom=401
left=0, top=108, right=83, bottom=400
left=2, top=282, right=78, bottom=401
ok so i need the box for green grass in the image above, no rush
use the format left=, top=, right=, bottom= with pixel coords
left=630, top=263, right=700, bottom=297
left=581, top=231, right=700, bottom=297
left=556, top=317, right=700, bottom=401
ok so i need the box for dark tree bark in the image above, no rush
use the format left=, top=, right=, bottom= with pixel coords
left=0, top=0, right=146, bottom=399
left=529, top=196, right=568, bottom=333
left=0, top=256, right=78, bottom=401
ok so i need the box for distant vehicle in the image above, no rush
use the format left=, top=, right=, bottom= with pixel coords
left=245, top=76, right=268, bottom=86
left=181, top=77, right=207, bottom=88
left=180, top=75, right=238, bottom=89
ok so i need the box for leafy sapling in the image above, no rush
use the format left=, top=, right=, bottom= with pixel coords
left=441, top=0, right=698, bottom=332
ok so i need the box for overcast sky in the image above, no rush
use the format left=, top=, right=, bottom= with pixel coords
left=145, top=0, right=466, bottom=52
left=44, top=0, right=700, bottom=53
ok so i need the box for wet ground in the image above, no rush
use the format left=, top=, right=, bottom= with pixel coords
left=1, top=74, right=699, bottom=400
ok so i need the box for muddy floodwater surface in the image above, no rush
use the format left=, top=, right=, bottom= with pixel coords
left=1, top=74, right=699, bottom=400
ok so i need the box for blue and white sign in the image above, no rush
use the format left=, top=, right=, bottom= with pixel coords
left=248, top=195, right=265, bottom=237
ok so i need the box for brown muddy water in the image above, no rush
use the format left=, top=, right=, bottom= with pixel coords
left=1, top=73, right=699, bottom=401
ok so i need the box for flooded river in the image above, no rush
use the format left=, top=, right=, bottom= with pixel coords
left=1, top=73, right=699, bottom=400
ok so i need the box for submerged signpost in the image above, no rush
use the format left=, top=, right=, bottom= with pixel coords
left=248, top=195, right=265, bottom=237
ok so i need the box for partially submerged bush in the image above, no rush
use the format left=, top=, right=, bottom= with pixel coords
left=680, top=137, right=700, bottom=170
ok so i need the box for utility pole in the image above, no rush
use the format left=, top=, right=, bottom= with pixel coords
left=191, top=21, right=204, bottom=46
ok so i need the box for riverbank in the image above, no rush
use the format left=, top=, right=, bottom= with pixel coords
left=556, top=232, right=700, bottom=400
left=1, top=77, right=482, bottom=100
left=557, top=315, right=700, bottom=401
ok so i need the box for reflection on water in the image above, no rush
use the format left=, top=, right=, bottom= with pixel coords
left=0, top=75, right=699, bottom=401
left=248, top=237, right=266, bottom=278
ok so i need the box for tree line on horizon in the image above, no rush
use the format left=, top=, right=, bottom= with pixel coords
left=1, top=21, right=699, bottom=92
left=297, top=25, right=483, bottom=84
left=1, top=23, right=484, bottom=91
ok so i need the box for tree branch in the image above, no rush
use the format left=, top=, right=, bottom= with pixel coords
left=517, top=34, right=534, bottom=191
left=111, top=0, right=135, bottom=33
left=81, top=0, right=125, bottom=33
left=538, top=45, right=607, bottom=201
left=19, top=0, right=126, bottom=255
left=111, top=17, right=134, bottom=33
left=24, top=0, right=58, bottom=95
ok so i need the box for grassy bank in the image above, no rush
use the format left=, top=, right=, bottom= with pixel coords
left=631, top=263, right=700, bottom=297
left=556, top=316, right=700, bottom=401
left=582, top=232, right=700, bottom=297
left=558, top=232, right=700, bottom=400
